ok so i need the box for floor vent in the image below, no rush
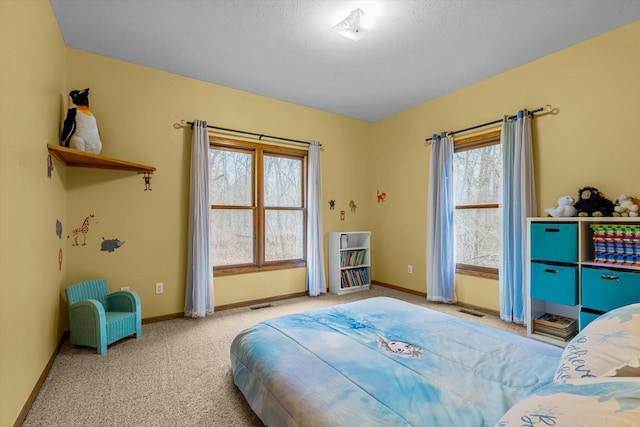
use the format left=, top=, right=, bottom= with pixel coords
left=250, top=303, right=273, bottom=310
left=458, top=308, right=485, bottom=318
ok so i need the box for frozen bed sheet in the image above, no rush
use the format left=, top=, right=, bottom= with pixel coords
left=230, top=297, right=562, bottom=427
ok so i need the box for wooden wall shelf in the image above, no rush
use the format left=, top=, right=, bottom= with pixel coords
left=47, top=144, right=155, bottom=174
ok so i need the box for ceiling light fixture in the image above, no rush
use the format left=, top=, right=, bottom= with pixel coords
left=332, top=8, right=375, bottom=41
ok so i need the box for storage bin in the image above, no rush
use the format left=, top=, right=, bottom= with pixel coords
left=531, top=223, right=578, bottom=263
left=582, top=266, right=640, bottom=312
left=531, top=261, right=578, bottom=306
left=579, top=310, right=601, bottom=330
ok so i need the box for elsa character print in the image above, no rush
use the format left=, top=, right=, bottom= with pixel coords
left=378, top=335, right=424, bottom=358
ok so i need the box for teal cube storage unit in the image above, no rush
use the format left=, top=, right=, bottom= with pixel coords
left=530, top=223, right=578, bottom=263
left=528, top=218, right=640, bottom=348
left=582, top=266, right=640, bottom=312
left=530, top=261, right=579, bottom=306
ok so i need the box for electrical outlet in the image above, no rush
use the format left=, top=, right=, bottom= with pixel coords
left=120, top=286, right=130, bottom=291
left=155, top=282, right=164, bottom=294
left=408, top=265, right=413, bottom=274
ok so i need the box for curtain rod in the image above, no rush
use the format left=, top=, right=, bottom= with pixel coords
left=180, top=120, right=317, bottom=146
left=424, top=104, right=552, bottom=143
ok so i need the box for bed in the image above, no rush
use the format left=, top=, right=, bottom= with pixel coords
left=230, top=297, right=640, bottom=426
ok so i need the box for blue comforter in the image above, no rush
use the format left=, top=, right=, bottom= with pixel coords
left=230, top=297, right=562, bottom=426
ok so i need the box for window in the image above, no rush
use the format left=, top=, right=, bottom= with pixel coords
left=453, top=130, right=501, bottom=279
left=208, top=137, right=307, bottom=275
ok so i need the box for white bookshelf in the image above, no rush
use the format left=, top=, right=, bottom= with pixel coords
left=328, top=231, right=371, bottom=295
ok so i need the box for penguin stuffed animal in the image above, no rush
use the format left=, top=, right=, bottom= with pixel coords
left=61, top=88, right=102, bottom=154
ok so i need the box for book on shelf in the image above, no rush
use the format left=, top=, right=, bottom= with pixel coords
left=533, top=312, right=577, bottom=341
left=534, top=323, right=577, bottom=336
left=533, top=312, right=577, bottom=330
left=340, top=267, right=370, bottom=289
left=340, top=249, right=366, bottom=267
left=533, top=329, right=578, bottom=342
left=340, top=234, right=349, bottom=249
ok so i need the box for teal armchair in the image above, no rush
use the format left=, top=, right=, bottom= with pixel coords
left=66, top=279, right=142, bottom=354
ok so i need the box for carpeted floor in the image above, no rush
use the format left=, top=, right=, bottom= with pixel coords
left=22, top=285, right=525, bottom=427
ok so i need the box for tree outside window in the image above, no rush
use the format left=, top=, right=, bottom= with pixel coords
left=453, top=130, right=501, bottom=279
left=209, top=137, right=307, bottom=275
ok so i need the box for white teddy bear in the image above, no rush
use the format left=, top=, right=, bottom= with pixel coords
left=613, top=194, right=639, bottom=217
left=545, top=196, right=577, bottom=218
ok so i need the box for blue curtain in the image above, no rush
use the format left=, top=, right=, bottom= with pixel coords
left=184, top=120, right=214, bottom=318
left=306, top=141, right=327, bottom=296
left=500, top=111, right=536, bottom=324
left=426, top=133, right=456, bottom=303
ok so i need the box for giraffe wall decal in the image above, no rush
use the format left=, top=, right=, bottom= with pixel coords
left=70, top=214, right=97, bottom=246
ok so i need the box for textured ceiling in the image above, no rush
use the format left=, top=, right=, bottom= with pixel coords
left=50, top=0, right=640, bottom=122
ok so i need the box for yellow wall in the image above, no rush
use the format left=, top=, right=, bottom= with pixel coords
left=63, top=49, right=373, bottom=316
left=0, top=1, right=68, bottom=426
left=2, top=3, right=373, bottom=424
left=1, top=2, right=638, bottom=425
left=371, top=20, right=640, bottom=310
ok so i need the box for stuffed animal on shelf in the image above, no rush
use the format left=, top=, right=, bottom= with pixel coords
left=61, top=88, right=102, bottom=154
left=544, top=196, right=577, bottom=217
left=574, top=186, right=616, bottom=217
left=613, top=194, right=639, bottom=217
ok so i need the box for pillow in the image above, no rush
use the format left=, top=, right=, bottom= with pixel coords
left=494, top=377, right=640, bottom=427
left=554, top=303, right=640, bottom=383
